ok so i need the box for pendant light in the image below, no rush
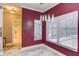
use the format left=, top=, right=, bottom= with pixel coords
left=40, top=14, right=54, bottom=22
left=51, top=14, right=55, bottom=22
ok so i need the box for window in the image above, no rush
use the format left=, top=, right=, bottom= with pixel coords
left=34, top=20, right=42, bottom=40
left=46, top=20, right=58, bottom=43
left=46, top=11, right=78, bottom=51
left=59, top=11, right=78, bottom=51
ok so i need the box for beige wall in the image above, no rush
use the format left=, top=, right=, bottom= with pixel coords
left=12, top=12, right=22, bottom=48
left=3, top=4, right=22, bottom=49
left=3, top=9, right=12, bottom=43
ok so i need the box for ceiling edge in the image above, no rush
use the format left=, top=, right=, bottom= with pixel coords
left=20, top=3, right=59, bottom=13
left=21, top=6, right=42, bottom=13
left=43, top=3, right=59, bottom=13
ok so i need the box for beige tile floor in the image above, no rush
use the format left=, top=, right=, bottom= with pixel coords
left=3, top=43, right=20, bottom=56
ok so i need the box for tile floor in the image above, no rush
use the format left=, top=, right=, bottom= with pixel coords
left=1, top=44, right=65, bottom=56
left=20, top=44, right=65, bottom=56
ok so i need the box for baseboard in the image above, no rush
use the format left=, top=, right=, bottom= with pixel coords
left=43, top=44, right=65, bottom=56
left=21, top=44, right=44, bottom=51
left=46, top=40, right=77, bottom=52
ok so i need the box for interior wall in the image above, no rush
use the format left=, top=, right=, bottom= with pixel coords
left=43, top=3, right=79, bottom=56
left=42, top=21, right=46, bottom=43
left=0, top=7, right=3, bottom=52
left=0, top=8, right=2, bottom=27
left=12, top=7, right=22, bottom=49
left=3, top=8, right=12, bottom=44
left=22, top=8, right=42, bottom=47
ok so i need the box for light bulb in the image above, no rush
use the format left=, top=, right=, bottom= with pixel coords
left=48, top=14, right=51, bottom=21
left=45, top=14, right=47, bottom=21
left=10, top=10, right=15, bottom=13
left=40, top=15, right=43, bottom=21
left=51, top=14, right=55, bottom=22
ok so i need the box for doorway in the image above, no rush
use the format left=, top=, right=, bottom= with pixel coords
left=3, top=4, right=22, bottom=55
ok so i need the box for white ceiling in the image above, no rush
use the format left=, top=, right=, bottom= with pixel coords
left=18, top=3, right=59, bottom=12
left=0, top=3, right=59, bottom=13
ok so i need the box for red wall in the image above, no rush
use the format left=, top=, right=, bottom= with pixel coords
left=22, top=3, right=79, bottom=56
left=43, top=3, right=79, bottom=56
left=22, top=8, right=42, bottom=47
left=42, top=21, right=46, bottom=43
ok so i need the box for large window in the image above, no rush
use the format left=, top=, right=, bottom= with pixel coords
left=59, top=11, right=78, bottom=51
left=46, top=11, right=78, bottom=51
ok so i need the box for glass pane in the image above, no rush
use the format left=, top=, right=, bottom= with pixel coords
left=46, top=11, right=78, bottom=52
left=34, top=20, right=42, bottom=40
left=59, top=11, right=78, bottom=51
left=58, top=16, right=66, bottom=42
left=47, top=20, right=58, bottom=43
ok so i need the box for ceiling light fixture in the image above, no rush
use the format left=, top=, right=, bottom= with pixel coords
left=10, top=8, right=16, bottom=13
left=40, top=3, right=43, bottom=5
left=40, top=14, right=55, bottom=22
left=3, top=6, right=16, bottom=13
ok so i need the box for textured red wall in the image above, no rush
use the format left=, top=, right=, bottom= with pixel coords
left=43, top=3, right=79, bottom=56
left=22, top=8, right=42, bottom=47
